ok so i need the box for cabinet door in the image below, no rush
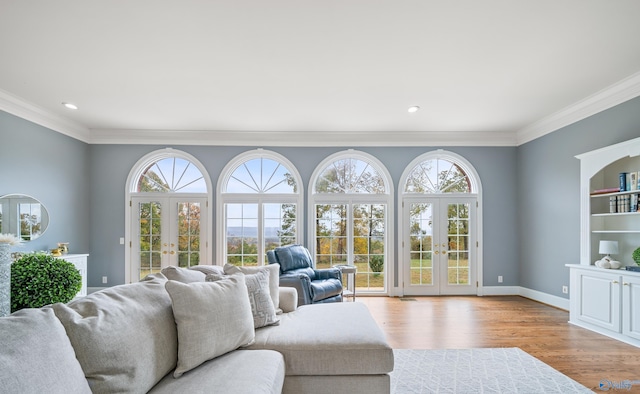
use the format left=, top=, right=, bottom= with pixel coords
left=623, top=275, right=640, bottom=341
left=576, top=270, right=621, bottom=332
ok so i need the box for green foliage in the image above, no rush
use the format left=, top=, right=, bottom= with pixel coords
left=11, top=252, right=82, bottom=312
left=369, top=255, right=384, bottom=273
left=633, top=247, right=640, bottom=266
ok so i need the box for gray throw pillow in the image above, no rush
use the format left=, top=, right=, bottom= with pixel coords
left=207, top=271, right=279, bottom=329
left=161, top=265, right=206, bottom=283
left=165, top=276, right=255, bottom=378
left=223, top=263, right=280, bottom=312
left=0, top=308, right=91, bottom=394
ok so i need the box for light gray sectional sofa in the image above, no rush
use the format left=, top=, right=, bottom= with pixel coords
left=0, top=265, right=393, bottom=394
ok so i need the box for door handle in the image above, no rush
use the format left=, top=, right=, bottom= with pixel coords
left=170, top=251, right=175, bottom=255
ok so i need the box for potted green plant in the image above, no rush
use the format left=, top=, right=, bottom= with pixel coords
left=11, top=252, right=82, bottom=313
left=633, top=247, right=640, bottom=266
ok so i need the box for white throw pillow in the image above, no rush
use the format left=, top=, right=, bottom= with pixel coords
left=164, top=276, right=255, bottom=378
left=207, top=271, right=280, bottom=329
left=223, top=263, right=280, bottom=312
left=161, top=265, right=206, bottom=283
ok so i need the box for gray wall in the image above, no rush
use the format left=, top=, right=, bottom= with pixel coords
left=88, top=144, right=518, bottom=288
left=4, top=95, right=639, bottom=295
left=0, top=111, right=90, bottom=254
left=517, top=96, right=640, bottom=297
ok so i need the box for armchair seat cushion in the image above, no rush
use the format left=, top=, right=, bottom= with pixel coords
left=309, top=278, right=343, bottom=302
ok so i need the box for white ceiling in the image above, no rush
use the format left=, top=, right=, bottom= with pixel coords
left=1, top=0, right=640, bottom=146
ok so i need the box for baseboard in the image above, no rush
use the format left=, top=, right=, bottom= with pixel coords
left=518, top=287, right=569, bottom=311
left=87, top=286, right=107, bottom=294
left=481, top=286, right=569, bottom=311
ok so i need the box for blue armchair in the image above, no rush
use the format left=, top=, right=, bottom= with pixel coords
left=267, top=244, right=343, bottom=305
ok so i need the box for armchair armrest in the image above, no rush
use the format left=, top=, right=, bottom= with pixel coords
left=314, top=267, right=342, bottom=281
left=278, top=287, right=298, bottom=313
left=279, top=273, right=313, bottom=306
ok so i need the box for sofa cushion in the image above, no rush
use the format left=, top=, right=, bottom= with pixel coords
left=0, top=307, right=91, bottom=394
left=247, top=302, right=394, bottom=376
left=224, top=263, right=280, bottom=312
left=149, top=350, right=285, bottom=394
left=189, top=264, right=225, bottom=276
left=165, top=276, right=255, bottom=378
left=207, top=270, right=279, bottom=328
left=51, top=275, right=177, bottom=394
left=161, top=265, right=206, bottom=283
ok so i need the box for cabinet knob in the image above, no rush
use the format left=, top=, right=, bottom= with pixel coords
left=612, top=280, right=619, bottom=284
left=624, top=282, right=629, bottom=286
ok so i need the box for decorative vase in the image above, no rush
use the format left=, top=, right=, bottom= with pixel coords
left=0, top=243, right=11, bottom=317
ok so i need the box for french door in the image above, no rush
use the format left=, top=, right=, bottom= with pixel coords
left=131, top=196, right=207, bottom=281
left=403, top=196, right=477, bottom=295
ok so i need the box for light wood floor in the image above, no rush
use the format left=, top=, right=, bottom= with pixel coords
left=357, top=295, right=640, bottom=392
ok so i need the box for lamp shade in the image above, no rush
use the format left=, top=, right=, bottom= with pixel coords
left=599, top=240, right=619, bottom=255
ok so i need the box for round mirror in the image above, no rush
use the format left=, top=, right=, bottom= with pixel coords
left=0, top=194, right=50, bottom=241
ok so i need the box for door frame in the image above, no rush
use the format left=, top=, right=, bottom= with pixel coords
left=395, top=150, right=483, bottom=297
left=125, top=148, right=213, bottom=284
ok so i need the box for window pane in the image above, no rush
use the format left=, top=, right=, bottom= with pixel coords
left=177, top=202, right=201, bottom=268
left=137, top=157, right=206, bottom=193
left=353, top=204, right=386, bottom=292
left=405, top=158, right=470, bottom=193
left=138, top=201, right=162, bottom=280
left=226, top=158, right=297, bottom=194
left=264, top=203, right=296, bottom=256
left=315, top=158, right=385, bottom=194
left=225, top=203, right=259, bottom=267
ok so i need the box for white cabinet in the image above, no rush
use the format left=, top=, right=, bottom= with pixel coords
left=56, top=254, right=88, bottom=298
left=568, top=265, right=640, bottom=347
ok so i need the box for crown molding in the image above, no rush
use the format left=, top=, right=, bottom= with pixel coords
left=89, top=128, right=517, bottom=147
left=0, top=89, right=90, bottom=142
left=516, top=71, right=640, bottom=146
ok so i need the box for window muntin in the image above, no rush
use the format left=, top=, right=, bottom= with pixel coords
left=315, top=158, right=386, bottom=194
left=226, top=158, right=297, bottom=194
left=137, top=157, right=206, bottom=193
left=405, top=158, right=471, bottom=193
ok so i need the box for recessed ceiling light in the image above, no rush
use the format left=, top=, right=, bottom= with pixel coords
left=62, top=102, right=78, bottom=110
left=408, top=106, right=420, bottom=113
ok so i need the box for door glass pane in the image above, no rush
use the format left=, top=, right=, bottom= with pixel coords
left=18, top=202, right=42, bottom=241
left=447, top=203, right=470, bottom=285
left=177, top=202, right=201, bottom=268
left=353, top=204, right=385, bottom=291
left=409, top=203, right=433, bottom=285
left=264, top=203, right=297, bottom=257
left=315, top=204, right=347, bottom=269
left=226, top=203, right=258, bottom=266
left=139, top=201, right=162, bottom=280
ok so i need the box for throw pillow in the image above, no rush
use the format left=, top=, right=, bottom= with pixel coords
left=189, top=264, right=225, bottom=276
left=223, top=263, right=280, bottom=312
left=164, top=276, right=255, bottom=378
left=207, top=271, right=279, bottom=329
left=0, top=308, right=92, bottom=394
left=161, top=265, right=206, bottom=283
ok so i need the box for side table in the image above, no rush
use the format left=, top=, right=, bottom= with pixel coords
left=333, top=264, right=357, bottom=302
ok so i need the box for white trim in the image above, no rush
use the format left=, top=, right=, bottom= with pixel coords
left=87, top=286, right=107, bottom=294
left=90, top=129, right=518, bottom=147
left=518, top=287, right=570, bottom=311
left=308, top=150, right=394, bottom=295
left=0, top=88, right=91, bottom=142
left=517, top=71, right=640, bottom=145
left=216, top=149, right=304, bottom=266
left=482, top=286, right=520, bottom=296
left=124, top=148, right=213, bottom=283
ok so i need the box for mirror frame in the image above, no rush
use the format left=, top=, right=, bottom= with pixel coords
left=0, top=193, right=50, bottom=241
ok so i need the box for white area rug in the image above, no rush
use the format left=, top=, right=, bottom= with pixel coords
left=390, top=348, right=592, bottom=393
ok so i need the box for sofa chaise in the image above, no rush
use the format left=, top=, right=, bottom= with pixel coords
left=0, top=264, right=394, bottom=394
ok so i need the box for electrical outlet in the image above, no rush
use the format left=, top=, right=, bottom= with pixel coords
left=102, top=276, right=108, bottom=284
left=498, top=275, right=503, bottom=283
left=119, top=237, right=125, bottom=245
left=562, top=285, right=568, bottom=294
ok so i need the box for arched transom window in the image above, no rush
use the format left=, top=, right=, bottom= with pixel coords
left=218, top=150, right=302, bottom=266
left=404, top=158, right=473, bottom=194
left=137, top=157, right=207, bottom=193
left=310, top=151, right=393, bottom=294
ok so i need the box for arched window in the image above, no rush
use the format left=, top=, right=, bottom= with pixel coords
left=404, top=157, right=475, bottom=194
left=125, top=148, right=212, bottom=283
left=310, top=150, right=393, bottom=294
left=218, top=150, right=303, bottom=266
